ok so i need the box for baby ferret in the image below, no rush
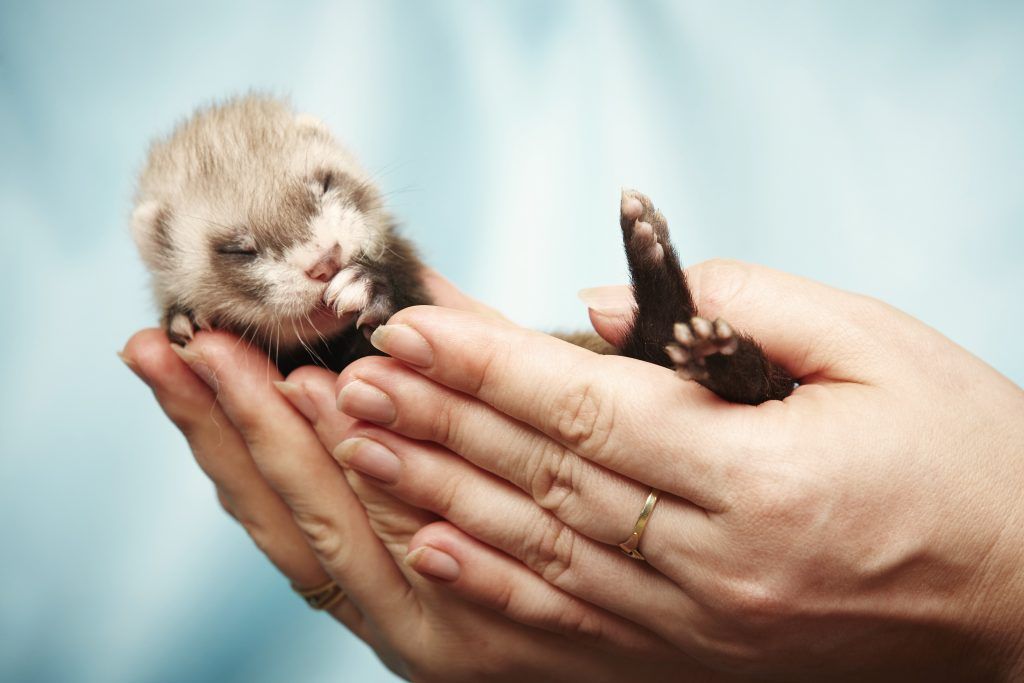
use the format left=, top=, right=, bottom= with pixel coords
left=132, top=95, right=792, bottom=404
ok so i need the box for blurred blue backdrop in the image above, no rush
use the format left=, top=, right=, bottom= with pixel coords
left=1, top=2, right=1022, bottom=681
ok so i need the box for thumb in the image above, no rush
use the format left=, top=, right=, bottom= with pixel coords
left=581, top=260, right=886, bottom=383
left=577, top=286, right=635, bottom=349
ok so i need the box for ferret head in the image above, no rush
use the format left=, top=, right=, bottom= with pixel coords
left=132, top=94, right=388, bottom=349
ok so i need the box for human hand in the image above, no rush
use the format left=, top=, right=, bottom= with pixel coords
left=319, top=259, right=1024, bottom=679
left=120, top=269, right=722, bottom=682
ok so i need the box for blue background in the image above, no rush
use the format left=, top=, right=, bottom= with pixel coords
left=2, top=2, right=1022, bottom=681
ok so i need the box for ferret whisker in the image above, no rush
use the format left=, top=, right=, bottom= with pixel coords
left=304, top=311, right=330, bottom=348
left=273, top=322, right=282, bottom=382
left=230, top=318, right=257, bottom=356
left=294, top=319, right=328, bottom=369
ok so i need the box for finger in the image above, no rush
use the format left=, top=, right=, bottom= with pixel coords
left=331, top=426, right=702, bottom=641
left=278, top=367, right=442, bottom=558
left=578, top=285, right=635, bottom=348
left=684, top=259, right=891, bottom=383
left=122, top=329, right=329, bottom=587
left=178, top=332, right=417, bottom=631
left=335, top=356, right=718, bottom=562
left=213, top=483, right=368, bottom=638
left=358, top=307, right=739, bottom=509
left=405, top=521, right=676, bottom=658
left=123, top=330, right=375, bottom=641
left=578, top=262, right=891, bottom=384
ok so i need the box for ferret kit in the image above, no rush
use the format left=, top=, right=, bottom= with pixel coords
left=132, top=95, right=792, bottom=405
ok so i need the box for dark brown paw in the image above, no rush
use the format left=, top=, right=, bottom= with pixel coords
left=621, top=189, right=671, bottom=266
left=665, top=316, right=739, bottom=381
left=165, top=310, right=199, bottom=346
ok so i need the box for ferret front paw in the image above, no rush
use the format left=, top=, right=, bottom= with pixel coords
left=164, top=308, right=199, bottom=346
left=353, top=297, right=396, bottom=336
left=324, top=267, right=372, bottom=315
left=665, top=316, right=739, bottom=381
left=323, top=267, right=396, bottom=336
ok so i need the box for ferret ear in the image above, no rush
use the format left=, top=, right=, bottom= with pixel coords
left=131, top=199, right=172, bottom=267
left=295, top=113, right=330, bottom=135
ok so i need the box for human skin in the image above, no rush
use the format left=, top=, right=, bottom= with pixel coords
left=123, top=261, right=1024, bottom=680
left=290, top=260, right=1023, bottom=680
left=120, top=269, right=728, bottom=683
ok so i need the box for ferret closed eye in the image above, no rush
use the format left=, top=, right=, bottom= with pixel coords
left=132, top=94, right=792, bottom=404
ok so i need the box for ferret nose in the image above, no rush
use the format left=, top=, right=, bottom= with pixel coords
left=305, top=245, right=343, bottom=283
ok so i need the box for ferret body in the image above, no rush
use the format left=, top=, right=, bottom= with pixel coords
left=133, top=95, right=792, bottom=404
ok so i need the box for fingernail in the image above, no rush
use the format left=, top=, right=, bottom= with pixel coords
left=577, top=286, right=635, bottom=315
left=333, top=437, right=401, bottom=485
left=370, top=324, right=433, bottom=367
left=405, top=546, right=460, bottom=582
left=116, top=350, right=144, bottom=379
left=273, top=381, right=318, bottom=422
left=336, top=380, right=396, bottom=423
left=170, top=344, right=218, bottom=391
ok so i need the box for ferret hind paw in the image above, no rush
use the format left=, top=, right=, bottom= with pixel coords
left=666, top=316, right=739, bottom=381
left=620, top=189, right=671, bottom=265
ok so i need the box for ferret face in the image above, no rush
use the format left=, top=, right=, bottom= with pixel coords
left=132, top=96, right=388, bottom=349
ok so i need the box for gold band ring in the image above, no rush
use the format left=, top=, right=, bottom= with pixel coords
left=618, top=488, right=660, bottom=561
left=292, top=578, right=347, bottom=611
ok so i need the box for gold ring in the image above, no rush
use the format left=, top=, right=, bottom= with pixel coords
left=618, top=488, right=660, bottom=561
left=292, top=578, right=347, bottom=611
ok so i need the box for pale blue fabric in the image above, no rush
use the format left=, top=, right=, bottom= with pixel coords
left=1, top=2, right=1021, bottom=681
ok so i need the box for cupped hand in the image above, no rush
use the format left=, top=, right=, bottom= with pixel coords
left=120, top=269, right=723, bottom=682
left=319, top=259, right=1024, bottom=679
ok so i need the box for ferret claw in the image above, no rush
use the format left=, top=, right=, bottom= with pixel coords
left=167, top=311, right=197, bottom=345
left=355, top=310, right=376, bottom=330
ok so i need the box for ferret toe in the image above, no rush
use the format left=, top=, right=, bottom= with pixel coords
left=324, top=268, right=372, bottom=315
left=620, top=190, right=644, bottom=221
left=168, top=312, right=197, bottom=345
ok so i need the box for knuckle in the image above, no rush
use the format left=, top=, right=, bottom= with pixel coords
left=551, top=379, right=614, bottom=455
left=432, top=474, right=463, bottom=519
left=216, top=491, right=237, bottom=520
left=746, top=464, right=823, bottom=530
left=469, top=338, right=511, bottom=397
left=524, top=515, right=577, bottom=586
left=525, top=443, right=578, bottom=517
left=554, top=603, right=606, bottom=643
left=490, top=578, right=516, bottom=616
left=713, top=574, right=793, bottom=628
left=234, top=512, right=277, bottom=558
left=429, top=393, right=457, bottom=446
left=291, top=509, right=348, bottom=570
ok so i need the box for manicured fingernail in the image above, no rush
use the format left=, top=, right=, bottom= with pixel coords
left=170, top=343, right=218, bottom=390
left=333, top=437, right=401, bottom=485
left=369, top=324, right=433, bottom=367
left=117, top=350, right=144, bottom=379
left=336, top=380, right=396, bottom=423
left=578, top=286, right=635, bottom=315
left=405, top=546, right=460, bottom=582
left=273, top=381, right=318, bottom=422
